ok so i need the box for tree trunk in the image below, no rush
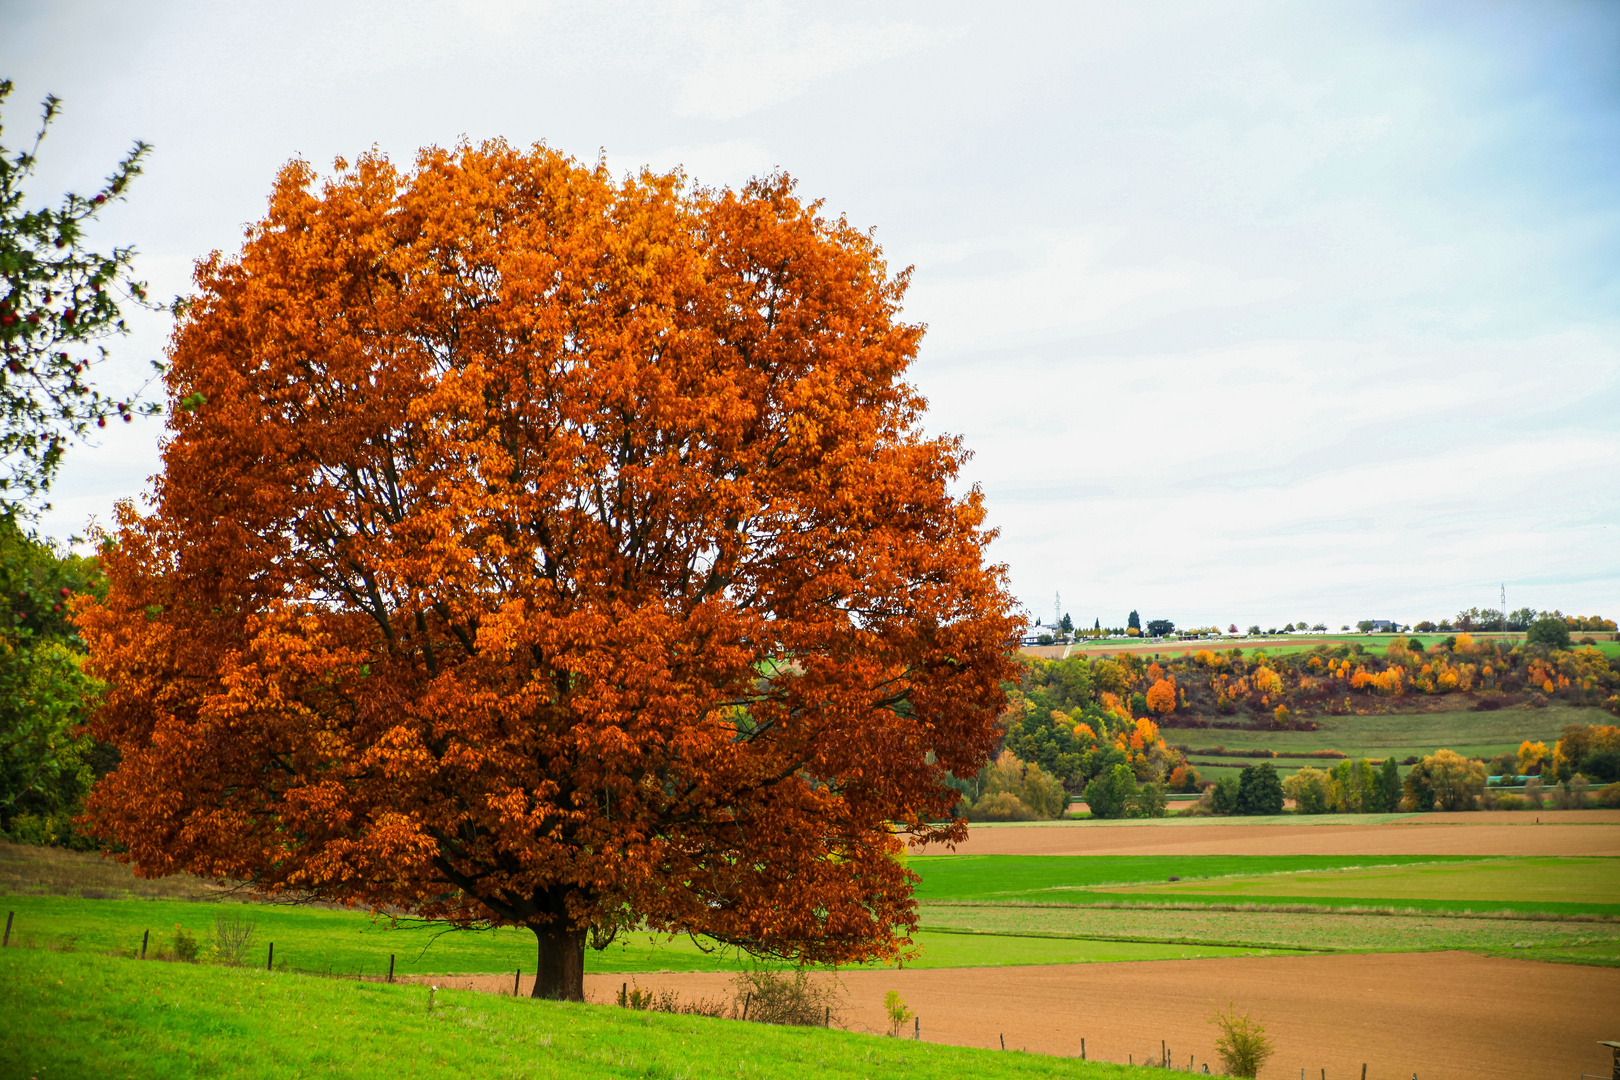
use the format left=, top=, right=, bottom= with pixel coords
left=529, top=923, right=586, bottom=1001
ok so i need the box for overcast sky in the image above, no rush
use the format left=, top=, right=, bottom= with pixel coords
left=3, top=0, right=1617, bottom=630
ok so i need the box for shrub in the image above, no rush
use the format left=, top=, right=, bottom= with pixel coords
left=1524, top=776, right=1545, bottom=808
left=1209, top=776, right=1239, bottom=815
left=883, top=990, right=913, bottom=1037
left=211, top=911, right=256, bottom=966
left=1493, top=794, right=1526, bottom=810
left=966, top=791, right=1037, bottom=821
left=617, top=981, right=728, bottom=1017
left=732, top=969, right=842, bottom=1027
left=1210, top=1004, right=1275, bottom=1078
left=161, top=924, right=199, bottom=963
left=1551, top=777, right=1590, bottom=810
left=1595, top=782, right=1620, bottom=809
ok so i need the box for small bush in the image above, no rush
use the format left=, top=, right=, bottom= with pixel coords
left=211, top=911, right=256, bottom=966
left=1595, top=782, right=1620, bottom=809
left=883, top=990, right=913, bottom=1037
left=966, top=791, right=1037, bottom=822
left=1524, top=776, right=1545, bottom=808
left=1493, top=794, right=1526, bottom=810
left=161, top=924, right=199, bottom=963
left=1210, top=1004, right=1275, bottom=1078
left=731, top=969, right=842, bottom=1027
left=1553, top=776, right=1591, bottom=810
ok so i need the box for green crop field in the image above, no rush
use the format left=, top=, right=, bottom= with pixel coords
left=910, top=854, right=1620, bottom=920
left=917, top=902, right=1620, bottom=961
left=1091, top=856, right=1620, bottom=906
left=909, top=854, right=1478, bottom=901
left=0, top=949, right=1154, bottom=1080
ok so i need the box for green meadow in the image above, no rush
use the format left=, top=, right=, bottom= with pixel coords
left=0, top=949, right=1153, bottom=1080
left=0, top=894, right=1289, bottom=980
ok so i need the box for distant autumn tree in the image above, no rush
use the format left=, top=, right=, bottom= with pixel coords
left=78, top=143, right=1019, bottom=1000
left=1144, top=677, right=1176, bottom=716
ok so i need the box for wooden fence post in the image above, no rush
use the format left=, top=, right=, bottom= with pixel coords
left=266, top=942, right=274, bottom=971
left=514, top=968, right=520, bottom=997
left=1000, top=1034, right=1006, bottom=1051
left=824, top=1006, right=830, bottom=1028
left=1081, top=1038, right=1086, bottom=1060
left=2, top=910, right=11, bottom=947
left=741, top=992, right=751, bottom=1021
left=388, top=954, right=394, bottom=983
left=1361, top=1067, right=1366, bottom=1080
left=914, top=1016, right=919, bottom=1041
left=141, top=929, right=149, bottom=959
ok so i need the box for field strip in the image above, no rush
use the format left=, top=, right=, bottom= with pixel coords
left=941, top=821, right=1620, bottom=856
left=927, top=897, right=1620, bottom=921
left=433, top=952, right=1620, bottom=1080
left=916, top=924, right=1336, bottom=953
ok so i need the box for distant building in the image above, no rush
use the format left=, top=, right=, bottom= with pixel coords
left=1365, top=620, right=1396, bottom=632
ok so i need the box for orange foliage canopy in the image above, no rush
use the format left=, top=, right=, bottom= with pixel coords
left=1144, top=677, right=1176, bottom=716
left=77, top=143, right=1018, bottom=1000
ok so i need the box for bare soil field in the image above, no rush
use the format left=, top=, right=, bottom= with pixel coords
left=425, top=952, right=1620, bottom=1080
left=938, top=814, right=1620, bottom=856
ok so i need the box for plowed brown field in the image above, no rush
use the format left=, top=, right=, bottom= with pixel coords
left=936, top=812, right=1620, bottom=856
left=421, top=952, right=1620, bottom=1080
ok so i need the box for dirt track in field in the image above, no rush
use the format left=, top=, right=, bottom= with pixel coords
left=422, top=952, right=1620, bottom=1080
left=935, top=812, right=1620, bottom=857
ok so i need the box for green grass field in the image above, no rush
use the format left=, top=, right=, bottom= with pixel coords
left=917, top=902, right=1620, bottom=960
left=910, top=855, right=1620, bottom=920
left=1092, top=857, right=1620, bottom=906
left=909, top=854, right=1478, bottom=900
left=0, top=949, right=1155, bottom=1080
left=0, top=894, right=1290, bottom=979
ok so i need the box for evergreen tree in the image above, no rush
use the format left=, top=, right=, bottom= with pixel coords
left=1127, top=610, right=1141, bottom=631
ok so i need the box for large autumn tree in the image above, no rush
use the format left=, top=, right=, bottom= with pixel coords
left=77, top=142, right=1019, bottom=1000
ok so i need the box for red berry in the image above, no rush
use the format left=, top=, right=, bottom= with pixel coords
left=59, top=587, right=70, bottom=597
left=94, top=194, right=106, bottom=204
left=26, top=313, right=39, bottom=324
left=63, top=309, right=75, bottom=324
left=123, top=413, right=132, bottom=423
left=97, top=416, right=106, bottom=427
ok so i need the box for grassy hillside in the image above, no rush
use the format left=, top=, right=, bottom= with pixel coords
left=0, top=949, right=1151, bottom=1080
left=1175, top=703, right=1608, bottom=780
